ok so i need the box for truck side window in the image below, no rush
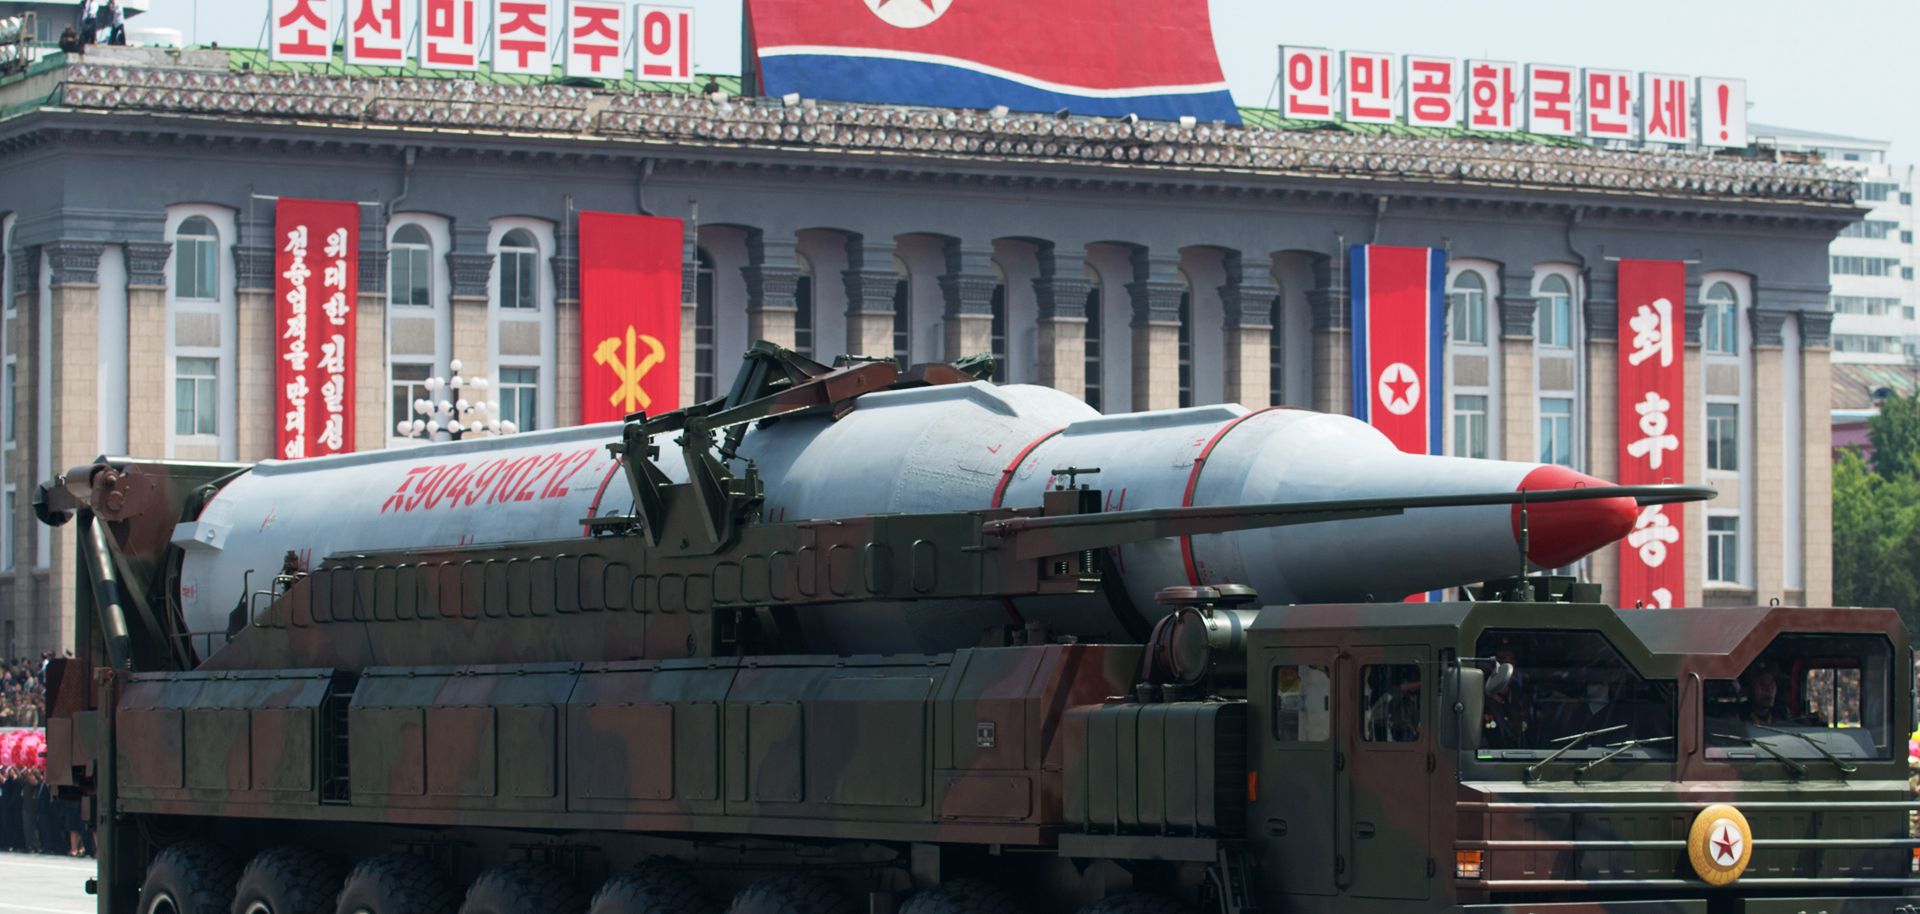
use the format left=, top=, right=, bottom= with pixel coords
left=1361, top=664, right=1421, bottom=743
left=1804, top=667, right=1862, bottom=727
left=1274, top=664, right=1331, bottom=741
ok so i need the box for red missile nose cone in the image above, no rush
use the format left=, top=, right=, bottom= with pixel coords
left=1511, top=465, right=1639, bottom=569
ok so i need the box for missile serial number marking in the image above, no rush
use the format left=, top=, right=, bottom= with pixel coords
left=379, top=447, right=602, bottom=514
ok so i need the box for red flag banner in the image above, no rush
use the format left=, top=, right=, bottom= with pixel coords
left=578, top=211, right=683, bottom=423
left=274, top=198, right=359, bottom=460
left=1616, top=259, right=1687, bottom=608
left=1348, top=244, right=1447, bottom=456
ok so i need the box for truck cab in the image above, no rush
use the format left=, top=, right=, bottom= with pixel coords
left=1247, top=597, right=1915, bottom=914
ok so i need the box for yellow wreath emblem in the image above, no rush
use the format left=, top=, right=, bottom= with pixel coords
left=1687, top=803, right=1754, bottom=885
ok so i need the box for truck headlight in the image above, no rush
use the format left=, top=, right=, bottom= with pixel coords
left=1457, top=850, right=1484, bottom=879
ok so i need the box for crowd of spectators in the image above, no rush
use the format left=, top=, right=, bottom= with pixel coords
left=55, top=0, right=125, bottom=54
left=1, top=653, right=91, bottom=857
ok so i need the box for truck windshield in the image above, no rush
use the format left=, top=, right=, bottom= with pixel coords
left=1704, top=633, right=1892, bottom=761
left=1473, top=629, right=1676, bottom=760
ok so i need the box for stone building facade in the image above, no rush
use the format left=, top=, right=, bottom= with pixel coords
left=0, top=47, right=1861, bottom=655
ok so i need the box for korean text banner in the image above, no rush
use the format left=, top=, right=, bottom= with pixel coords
left=579, top=211, right=683, bottom=423
left=746, top=0, right=1240, bottom=124
left=1349, top=244, right=1446, bottom=456
left=274, top=198, right=359, bottom=459
left=1616, top=259, right=1686, bottom=608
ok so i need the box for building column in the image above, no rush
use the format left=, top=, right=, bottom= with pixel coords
left=1220, top=249, right=1278, bottom=408
left=680, top=230, right=699, bottom=405
left=6, top=246, right=36, bottom=630
left=1798, top=311, right=1832, bottom=607
left=842, top=234, right=898, bottom=362
left=1680, top=284, right=1705, bottom=609
left=46, top=241, right=103, bottom=655
left=941, top=241, right=997, bottom=365
left=1127, top=247, right=1184, bottom=411
left=234, top=215, right=277, bottom=461
left=1033, top=242, right=1090, bottom=399
left=1749, top=308, right=1790, bottom=606
left=1581, top=273, right=1619, bottom=596
left=354, top=211, right=390, bottom=451
left=552, top=239, right=580, bottom=427
left=447, top=235, right=494, bottom=384
left=1306, top=251, right=1347, bottom=415
left=743, top=231, right=800, bottom=350
left=1497, top=267, right=1537, bottom=463
left=123, top=241, right=170, bottom=459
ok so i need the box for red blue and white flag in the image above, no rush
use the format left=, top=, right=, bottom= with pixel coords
left=745, top=0, right=1241, bottom=124
left=1349, top=244, right=1447, bottom=601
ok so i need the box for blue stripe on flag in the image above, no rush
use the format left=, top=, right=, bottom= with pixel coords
left=1427, top=247, right=1448, bottom=457
left=758, top=55, right=1243, bottom=124
left=1347, top=243, right=1368, bottom=423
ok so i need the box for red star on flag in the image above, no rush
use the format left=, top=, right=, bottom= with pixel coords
left=1385, top=373, right=1416, bottom=408
left=875, top=0, right=939, bottom=7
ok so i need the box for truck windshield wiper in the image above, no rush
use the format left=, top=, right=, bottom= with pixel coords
left=1747, top=722, right=1858, bottom=777
left=1710, top=730, right=1808, bottom=779
left=1525, top=723, right=1628, bottom=783
left=1573, top=735, right=1673, bottom=781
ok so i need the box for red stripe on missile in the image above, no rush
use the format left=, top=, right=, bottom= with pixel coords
left=1510, top=464, right=1639, bottom=569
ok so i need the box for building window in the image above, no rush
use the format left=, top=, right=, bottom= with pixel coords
left=1084, top=282, right=1103, bottom=412
left=1177, top=285, right=1194, bottom=408
left=793, top=258, right=815, bottom=359
left=1539, top=397, right=1572, bottom=467
left=389, top=224, right=433, bottom=308
left=497, top=228, right=538, bottom=310
left=694, top=249, right=715, bottom=401
left=1859, top=181, right=1896, bottom=201
left=174, top=216, right=219, bottom=301
left=1536, top=274, right=1573, bottom=348
left=175, top=356, right=217, bottom=436
left=1707, top=515, right=1739, bottom=584
left=1453, top=394, right=1488, bottom=459
left=1838, top=219, right=1900, bottom=240
left=1, top=486, right=11, bottom=571
left=1449, top=270, right=1487, bottom=345
left=1268, top=288, right=1287, bottom=407
left=1702, top=281, right=1737, bottom=355
left=891, top=270, right=911, bottom=367
left=1829, top=256, right=1901, bottom=277
left=989, top=279, right=1008, bottom=382
left=499, top=366, right=538, bottom=433
left=391, top=363, right=431, bottom=435
left=1706, top=403, right=1739, bottom=471
left=2, top=361, right=13, bottom=445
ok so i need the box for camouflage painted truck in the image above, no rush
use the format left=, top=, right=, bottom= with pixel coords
left=31, top=346, right=1919, bottom=914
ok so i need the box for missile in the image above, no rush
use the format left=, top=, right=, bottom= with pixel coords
left=177, top=378, right=1636, bottom=654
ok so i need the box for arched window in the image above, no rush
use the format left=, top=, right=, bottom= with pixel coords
left=498, top=228, right=538, bottom=310
left=389, top=224, right=433, bottom=308
left=1536, top=274, right=1572, bottom=348
left=989, top=265, right=1008, bottom=382
left=174, top=216, right=219, bottom=301
left=1267, top=282, right=1286, bottom=406
left=1703, top=281, right=1738, bottom=355
left=1449, top=270, right=1487, bottom=345
left=793, top=254, right=815, bottom=358
left=1083, top=266, right=1103, bottom=411
left=891, top=256, right=911, bottom=366
left=1177, top=272, right=1194, bottom=408
left=694, top=249, right=716, bottom=401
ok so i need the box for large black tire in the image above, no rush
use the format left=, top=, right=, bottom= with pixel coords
left=1077, top=893, right=1195, bottom=914
left=458, top=863, right=586, bottom=914
left=724, top=876, right=854, bottom=914
left=141, top=841, right=243, bottom=914
left=232, top=846, right=344, bottom=914
left=333, top=854, right=461, bottom=914
left=899, top=879, right=1023, bottom=914
left=588, top=866, right=714, bottom=914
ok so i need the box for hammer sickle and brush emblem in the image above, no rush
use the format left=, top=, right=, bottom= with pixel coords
left=594, top=326, right=666, bottom=412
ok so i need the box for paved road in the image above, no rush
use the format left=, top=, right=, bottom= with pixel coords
left=0, top=852, right=95, bottom=914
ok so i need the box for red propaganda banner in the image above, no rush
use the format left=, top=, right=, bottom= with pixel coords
left=1616, top=259, right=1686, bottom=608
left=578, top=211, right=682, bottom=423
left=274, top=199, right=359, bottom=460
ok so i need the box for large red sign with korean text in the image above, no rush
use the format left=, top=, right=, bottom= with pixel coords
left=579, top=211, right=682, bottom=423
left=275, top=199, right=359, bottom=460
left=1616, top=259, right=1686, bottom=608
left=272, top=0, right=335, bottom=62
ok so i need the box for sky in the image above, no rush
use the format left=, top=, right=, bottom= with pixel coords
left=139, top=0, right=1920, bottom=164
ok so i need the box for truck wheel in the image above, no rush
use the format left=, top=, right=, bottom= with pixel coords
left=1077, top=893, right=1193, bottom=914
left=334, top=854, right=461, bottom=914
left=588, top=866, right=713, bottom=914
left=233, top=846, right=344, bottom=914
left=141, top=841, right=243, bottom=914
left=725, top=876, right=854, bottom=914
left=899, top=879, right=1023, bottom=914
left=458, top=863, right=586, bottom=914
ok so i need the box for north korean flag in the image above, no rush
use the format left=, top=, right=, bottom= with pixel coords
left=746, top=0, right=1241, bottom=124
left=1349, top=244, right=1447, bottom=601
